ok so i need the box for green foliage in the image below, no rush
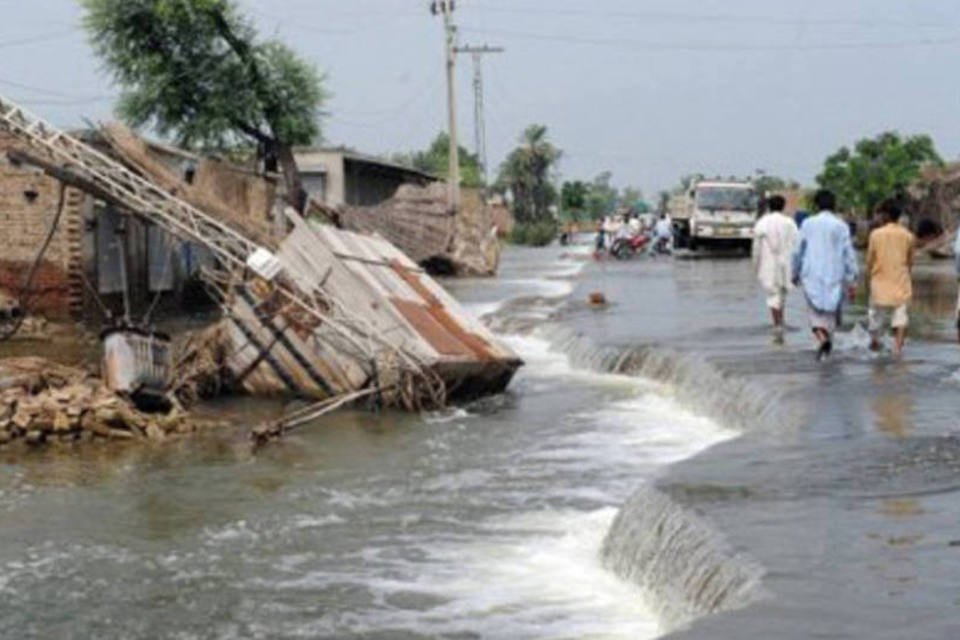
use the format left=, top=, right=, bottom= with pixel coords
left=81, top=0, right=326, bottom=152
left=562, top=174, right=648, bottom=220
left=584, top=171, right=617, bottom=220
left=620, top=186, right=645, bottom=212
left=498, top=124, right=562, bottom=225
left=509, top=221, right=558, bottom=247
left=817, top=132, right=942, bottom=215
left=560, top=180, right=589, bottom=219
left=394, top=133, right=483, bottom=187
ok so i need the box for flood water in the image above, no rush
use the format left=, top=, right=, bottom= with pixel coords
left=4, top=243, right=959, bottom=639
left=0, top=244, right=735, bottom=639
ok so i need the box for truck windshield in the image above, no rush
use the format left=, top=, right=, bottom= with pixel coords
left=696, top=187, right=756, bottom=212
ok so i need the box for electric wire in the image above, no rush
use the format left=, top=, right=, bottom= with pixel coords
left=0, top=182, right=68, bottom=341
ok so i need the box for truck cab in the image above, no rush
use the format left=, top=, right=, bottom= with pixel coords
left=672, top=180, right=759, bottom=251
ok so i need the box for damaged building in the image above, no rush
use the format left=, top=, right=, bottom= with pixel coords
left=0, top=127, right=280, bottom=322
left=0, top=94, right=520, bottom=450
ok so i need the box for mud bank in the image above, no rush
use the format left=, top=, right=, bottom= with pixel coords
left=555, top=256, right=960, bottom=638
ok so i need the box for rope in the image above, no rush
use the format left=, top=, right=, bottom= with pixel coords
left=0, top=182, right=68, bottom=341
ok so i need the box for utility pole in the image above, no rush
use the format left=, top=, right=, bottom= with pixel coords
left=430, top=1, right=460, bottom=213
left=455, top=44, right=503, bottom=192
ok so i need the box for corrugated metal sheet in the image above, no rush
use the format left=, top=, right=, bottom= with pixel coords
left=220, top=215, right=520, bottom=402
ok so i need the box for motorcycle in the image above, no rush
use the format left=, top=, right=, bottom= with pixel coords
left=609, top=233, right=651, bottom=259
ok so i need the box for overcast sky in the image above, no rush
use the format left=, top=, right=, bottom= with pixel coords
left=3, top=0, right=960, bottom=196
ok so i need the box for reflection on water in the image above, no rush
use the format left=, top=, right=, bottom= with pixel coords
left=878, top=498, right=924, bottom=519
left=872, top=394, right=913, bottom=439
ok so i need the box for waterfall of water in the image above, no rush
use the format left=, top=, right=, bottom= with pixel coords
left=516, top=321, right=787, bottom=630
left=601, top=485, right=764, bottom=630
left=540, top=324, right=798, bottom=434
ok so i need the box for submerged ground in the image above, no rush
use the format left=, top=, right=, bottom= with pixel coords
left=564, top=251, right=960, bottom=639
left=1, top=242, right=958, bottom=638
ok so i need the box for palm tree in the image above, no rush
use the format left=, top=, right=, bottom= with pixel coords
left=498, top=125, right=562, bottom=224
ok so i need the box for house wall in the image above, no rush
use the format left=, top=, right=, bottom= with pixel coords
left=296, top=150, right=345, bottom=206
left=0, top=141, right=84, bottom=319
left=345, top=160, right=421, bottom=206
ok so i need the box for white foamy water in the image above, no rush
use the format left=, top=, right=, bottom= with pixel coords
left=352, top=244, right=737, bottom=638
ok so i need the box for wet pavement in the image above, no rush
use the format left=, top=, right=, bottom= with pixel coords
left=563, top=253, right=960, bottom=639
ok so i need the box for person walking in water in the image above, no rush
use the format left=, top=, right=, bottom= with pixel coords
left=792, top=189, right=859, bottom=360
left=752, top=195, right=799, bottom=342
left=866, top=199, right=915, bottom=356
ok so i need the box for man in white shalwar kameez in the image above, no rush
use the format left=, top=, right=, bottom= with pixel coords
left=752, top=195, right=799, bottom=340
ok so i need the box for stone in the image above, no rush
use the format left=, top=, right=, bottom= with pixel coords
left=52, top=411, right=72, bottom=433
left=11, top=408, right=33, bottom=430
left=145, top=422, right=166, bottom=442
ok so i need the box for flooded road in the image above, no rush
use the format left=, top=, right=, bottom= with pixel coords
left=3, top=243, right=959, bottom=639
left=0, top=245, right=734, bottom=639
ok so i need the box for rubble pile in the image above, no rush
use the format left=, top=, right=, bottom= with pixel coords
left=908, top=162, right=960, bottom=247
left=0, top=357, right=219, bottom=448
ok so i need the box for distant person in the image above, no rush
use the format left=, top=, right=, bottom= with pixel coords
left=651, top=213, right=673, bottom=255
left=792, top=189, right=859, bottom=360
left=594, top=220, right=606, bottom=256
left=752, top=195, right=799, bottom=341
left=794, top=209, right=810, bottom=228
left=866, top=199, right=915, bottom=356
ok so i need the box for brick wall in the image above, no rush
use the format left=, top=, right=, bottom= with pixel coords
left=0, top=136, right=74, bottom=318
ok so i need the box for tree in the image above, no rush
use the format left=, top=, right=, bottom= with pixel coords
left=498, top=124, right=562, bottom=224
left=585, top=171, right=617, bottom=220
left=82, top=0, right=328, bottom=210
left=560, top=180, right=589, bottom=219
left=619, top=186, right=644, bottom=211
left=817, top=132, right=942, bottom=216
left=394, top=133, right=483, bottom=188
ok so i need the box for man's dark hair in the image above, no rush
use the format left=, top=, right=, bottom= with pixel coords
left=878, top=198, right=902, bottom=222
left=813, top=189, right=836, bottom=212
left=767, top=195, right=787, bottom=212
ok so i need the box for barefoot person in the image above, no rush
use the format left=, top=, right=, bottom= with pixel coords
left=792, top=189, right=859, bottom=360
left=752, top=195, right=799, bottom=341
left=866, top=199, right=915, bottom=355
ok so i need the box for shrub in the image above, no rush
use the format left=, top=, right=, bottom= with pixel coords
left=509, top=221, right=557, bottom=247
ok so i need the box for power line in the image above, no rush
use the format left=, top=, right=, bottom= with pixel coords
left=0, top=27, right=79, bottom=50
left=459, top=27, right=960, bottom=52
left=0, top=76, right=111, bottom=101
left=470, top=5, right=960, bottom=31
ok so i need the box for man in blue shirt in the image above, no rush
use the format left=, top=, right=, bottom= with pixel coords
left=792, top=190, right=859, bottom=360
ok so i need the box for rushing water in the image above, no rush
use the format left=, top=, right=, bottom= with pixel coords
left=0, top=243, right=739, bottom=639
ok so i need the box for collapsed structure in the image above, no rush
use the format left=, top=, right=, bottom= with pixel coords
left=0, top=93, right=521, bottom=446
left=908, top=162, right=960, bottom=256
